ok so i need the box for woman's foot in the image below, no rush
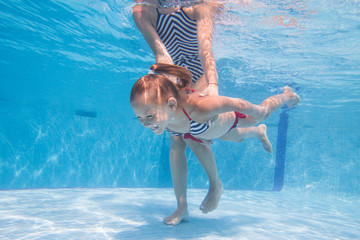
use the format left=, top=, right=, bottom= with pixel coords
left=257, top=124, right=273, bottom=153
left=199, top=182, right=224, bottom=214
left=283, top=86, right=300, bottom=107
left=164, top=205, right=189, bottom=226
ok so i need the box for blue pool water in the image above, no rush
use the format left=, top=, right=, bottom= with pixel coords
left=0, top=0, right=359, bottom=239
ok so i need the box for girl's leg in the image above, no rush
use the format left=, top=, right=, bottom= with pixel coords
left=260, top=86, right=300, bottom=120
left=184, top=139, right=223, bottom=214
left=164, top=135, right=189, bottom=226
left=220, top=124, right=273, bottom=153
left=234, top=86, right=300, bottom=122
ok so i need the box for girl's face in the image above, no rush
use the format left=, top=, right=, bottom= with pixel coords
left=131, top=96, right=174, bottom=135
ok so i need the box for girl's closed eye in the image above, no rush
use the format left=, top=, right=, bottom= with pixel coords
left=136, top=115, right=153, bottom=120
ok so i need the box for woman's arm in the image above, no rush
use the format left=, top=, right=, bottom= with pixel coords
left=194, top=3, right=218, bottom=86
left=132, top=4, right=174, bottom=64
left=193, top=3, right=220, bottom=96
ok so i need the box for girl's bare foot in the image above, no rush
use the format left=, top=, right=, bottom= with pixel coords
left=283, top=86, right=300, bottom=108
left=199, top=182, right=224, bottom=214
left=164, top=205, right=189, bottom=226
left=257, top=124, right=273, bottom=153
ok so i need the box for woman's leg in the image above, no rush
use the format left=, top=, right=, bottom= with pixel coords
left=219, top=124, right=273, bottom=153
left=184, top=139, right=223, bottom=214
left=164, top=135, right=189, bottom=225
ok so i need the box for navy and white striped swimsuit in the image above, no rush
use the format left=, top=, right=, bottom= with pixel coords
left=156, top=7, right=204, bottom=83
left=166, top=108, right=209, bottom=137
left=166, top=109, right=247, bottom=143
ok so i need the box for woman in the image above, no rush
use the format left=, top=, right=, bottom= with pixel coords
left=132, top=0, right=223, bottom=225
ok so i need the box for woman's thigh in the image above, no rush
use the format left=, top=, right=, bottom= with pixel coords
left=190, top=74, right=207, bottom=92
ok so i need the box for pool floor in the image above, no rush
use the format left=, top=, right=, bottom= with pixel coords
left=0, top=188, right=359, bottom=239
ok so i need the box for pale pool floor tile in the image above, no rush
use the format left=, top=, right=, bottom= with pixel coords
left=0, top=188, right=359, bottom=240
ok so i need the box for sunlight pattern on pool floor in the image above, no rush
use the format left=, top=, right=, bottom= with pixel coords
left=1, top=188, right=359, bottom=240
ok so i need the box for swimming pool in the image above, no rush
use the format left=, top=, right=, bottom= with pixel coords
left=0, top=0, right=359, bottom=239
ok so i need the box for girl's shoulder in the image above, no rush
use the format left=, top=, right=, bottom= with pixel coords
left=184, top=95, right=220, bottom=123
left=186, top=94, right=212, bottom=114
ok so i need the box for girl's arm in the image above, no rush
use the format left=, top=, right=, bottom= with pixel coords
left=132, top=4, right=173, bottom=64
left=192, top=95, right=266, bottom=122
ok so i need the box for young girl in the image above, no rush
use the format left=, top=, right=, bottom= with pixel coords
left=131, top=63, right=300, bottom=150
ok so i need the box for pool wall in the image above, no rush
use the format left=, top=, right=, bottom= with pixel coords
left=0, top=0, right=359, bottom=200
left=1, top=53, right=359, bottom=200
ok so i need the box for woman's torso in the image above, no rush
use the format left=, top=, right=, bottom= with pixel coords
left=155, top=7, right=204, bottom=83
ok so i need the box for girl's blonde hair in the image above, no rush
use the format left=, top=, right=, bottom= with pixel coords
left=130, top=63, right=192, bottom=104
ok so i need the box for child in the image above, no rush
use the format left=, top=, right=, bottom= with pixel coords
left=130, top=63, right=300, bottom=149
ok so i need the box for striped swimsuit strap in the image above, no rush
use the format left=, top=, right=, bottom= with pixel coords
left=165, top=108, right=210, bottom=137
left=156, top=7, right=204, bottom=83
left=165, top=127, right=182, bottom=136
left=182, top=108, right=210, bottom=135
